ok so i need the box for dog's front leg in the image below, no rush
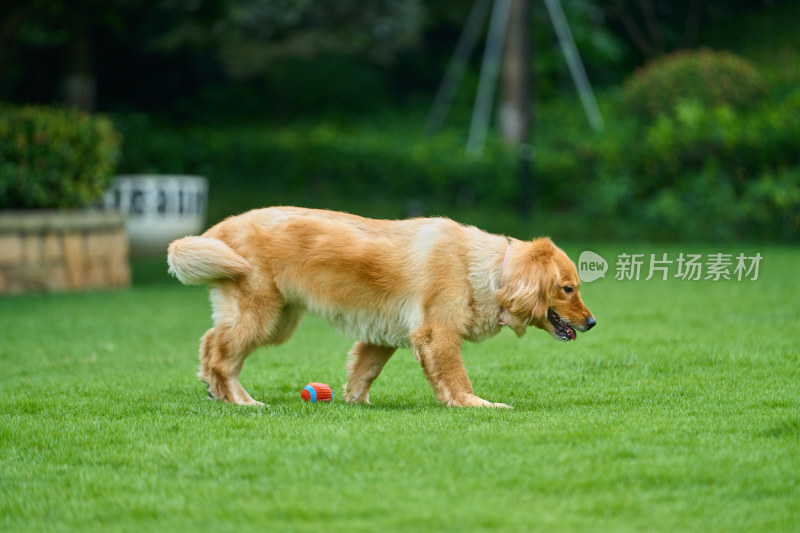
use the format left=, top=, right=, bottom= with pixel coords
left=410, top=325, right=510, bottom=408
left=343, top=341, right=397, bottom=404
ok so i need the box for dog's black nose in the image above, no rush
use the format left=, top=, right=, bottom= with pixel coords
left=585, top=316, right=597, bottom=330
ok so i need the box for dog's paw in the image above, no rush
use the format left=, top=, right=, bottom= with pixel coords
left=342, top=385, right=371, bottom=405
left=448, top=394, right=512, bottom=409
left=204, top=382, right=264, bottom=406
left=344, top=395, right=372, bottom=405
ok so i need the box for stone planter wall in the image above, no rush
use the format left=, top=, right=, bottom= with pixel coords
left=0, top=211, right=130, bottom=294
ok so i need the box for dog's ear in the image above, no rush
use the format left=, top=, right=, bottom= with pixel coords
left=496, top=239, right=559, bottom=320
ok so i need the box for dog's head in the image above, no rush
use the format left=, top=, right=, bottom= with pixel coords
left=496, top=237, right=596, bottom=341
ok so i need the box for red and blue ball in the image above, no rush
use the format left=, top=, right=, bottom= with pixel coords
left=301, top=382, right=333, bottom=402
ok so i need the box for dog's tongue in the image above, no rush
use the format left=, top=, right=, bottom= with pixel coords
left=567, top=325, right=576, bottom=340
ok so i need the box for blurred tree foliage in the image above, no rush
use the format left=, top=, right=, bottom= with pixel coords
left=0, top=0, right=786, bottom=119
left=0, top=0, right=425, bottom=115
left=132, top=0, right=425, bottom=86
left=597, top=0, right=780, bottom=60
left=2, top=0, right=797, bottom=240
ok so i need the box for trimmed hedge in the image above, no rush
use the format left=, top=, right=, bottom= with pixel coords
left=112, top=115, right=518, bottom=223
left=112, top=89, right=800, bottom=242
left=622, top=49, right=769, bottom=120
left=0, top=105, right=121, bottom=209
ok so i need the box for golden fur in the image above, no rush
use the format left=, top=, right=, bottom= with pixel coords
left=168, top=206, right=595, bottom=408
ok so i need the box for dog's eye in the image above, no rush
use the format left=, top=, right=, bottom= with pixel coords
left=563, top=286, right=574, bottom=294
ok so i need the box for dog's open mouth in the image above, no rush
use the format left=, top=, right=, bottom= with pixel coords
left=548, top=309, right=576, bottom=341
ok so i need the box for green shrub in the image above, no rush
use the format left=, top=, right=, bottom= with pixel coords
left=630, top=92, right=800, bottom=198
left=534, top=89, right=800, bottom=241
left=742, top=166, right=800, bottom=240
left=600, top=91, right=800, bottom=240
left=637, top=164, right=800, bottom=241
left=621, top=48, right=769, bottom=121
left=0, top=105, right=121, bottom=209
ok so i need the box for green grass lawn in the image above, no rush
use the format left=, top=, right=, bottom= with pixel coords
left=1, top=244, right=799, bottom=532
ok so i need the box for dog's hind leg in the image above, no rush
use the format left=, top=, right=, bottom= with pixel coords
left=343, top=342, right=397, bottom=404
left=199, top=282, right=302, bottom=406
left=199, top=326, right=263, bottom=405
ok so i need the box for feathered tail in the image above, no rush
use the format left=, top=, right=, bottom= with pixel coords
left=167, top=236, right=251, bottom=285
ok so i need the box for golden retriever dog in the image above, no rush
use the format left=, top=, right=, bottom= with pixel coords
left=167, top=207, right=596, bottom=408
